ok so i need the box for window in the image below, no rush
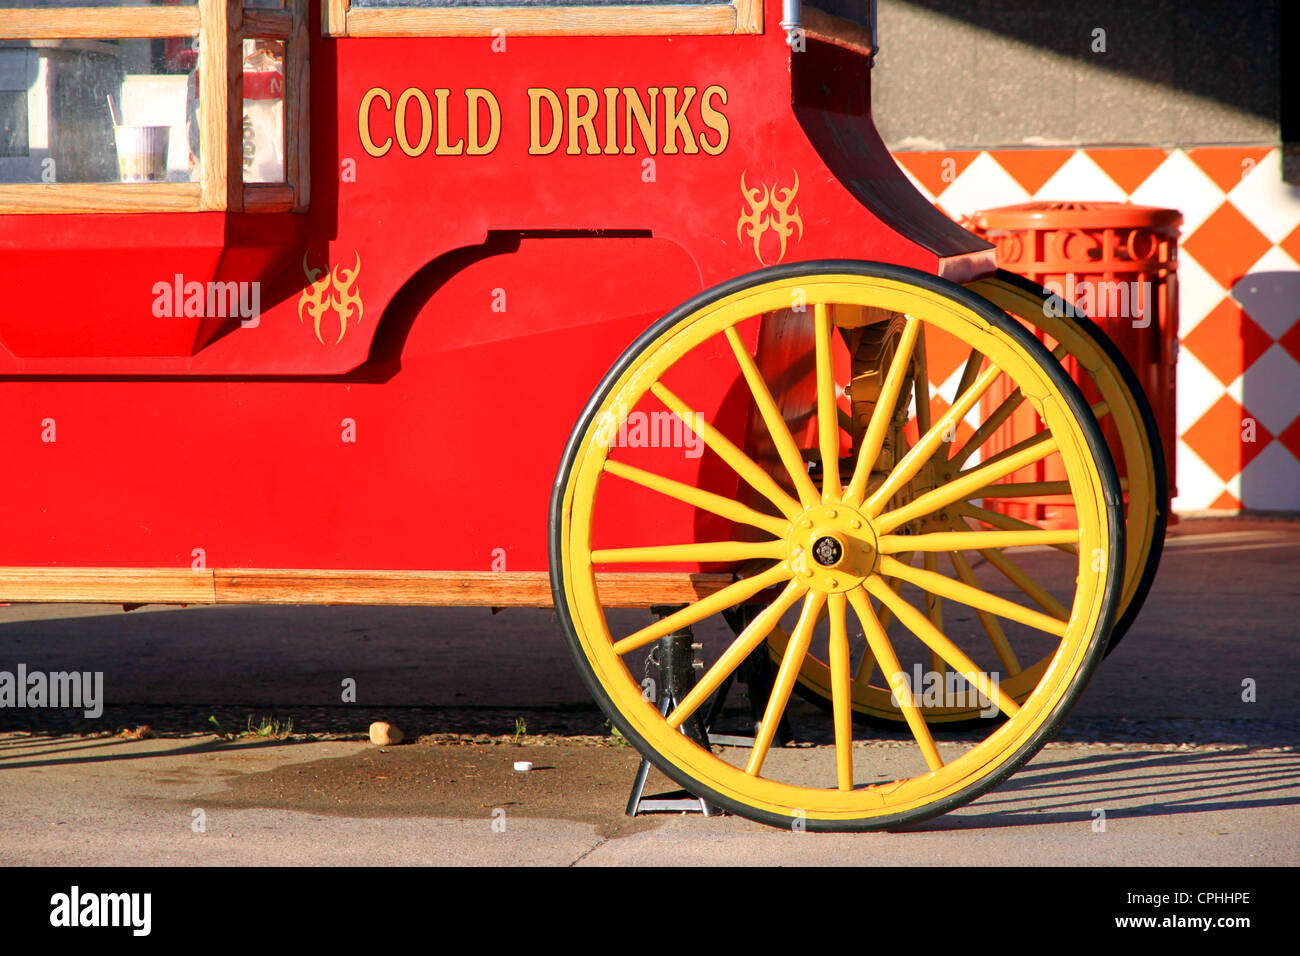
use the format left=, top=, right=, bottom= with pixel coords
left=322, top=0, right=762, bottom=38
left=0, top=0, right=307, bottom=213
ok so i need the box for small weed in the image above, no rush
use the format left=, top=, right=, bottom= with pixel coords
left=245, top=715, right=293, bottom=739
left=606, top=721, right=632, bottom=748
left=208, top=714, right=294, bottom=741
left=513, top=717, right=527, bottom=743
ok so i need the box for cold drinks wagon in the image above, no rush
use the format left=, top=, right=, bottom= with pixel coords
left=0, top=0, right=1165, bottom=829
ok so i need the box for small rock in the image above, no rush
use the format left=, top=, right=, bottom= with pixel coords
left=369, top=721, right=404, bottom=746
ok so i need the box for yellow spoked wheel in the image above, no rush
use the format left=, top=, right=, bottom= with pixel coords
left=781, top=269, right=1167, bottom=726
left=550, top=262, right=1123, bottom=830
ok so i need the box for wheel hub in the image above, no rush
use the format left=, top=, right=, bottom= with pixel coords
left=787, top=503, right=878, bottom=593
left=812, top=535, right=844, bottom=567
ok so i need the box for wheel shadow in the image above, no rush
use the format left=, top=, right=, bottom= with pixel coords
left=0, top=733, right=308, bottom=771
left=903, top=746, right=1300, bottom=831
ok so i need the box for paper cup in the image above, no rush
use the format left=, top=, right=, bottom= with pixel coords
left=114, top=125, right=171, bottom=183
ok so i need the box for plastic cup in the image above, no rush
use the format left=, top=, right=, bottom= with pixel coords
left=113, top=125, right=170, bottom=183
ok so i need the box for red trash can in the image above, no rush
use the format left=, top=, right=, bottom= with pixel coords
left=966, top=201, right=1181, bottom=525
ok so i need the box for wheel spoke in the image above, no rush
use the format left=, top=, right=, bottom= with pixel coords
left=612, top=564, right=790, bottom=656
left=814, top=303, right=843, bottom=501
left=852, top=550, right=911, bottom=683
left=977, top=547, right=1071, bottom=622
left=592, top=540, right=785, bottom=565
left=865, top=576, right=1021, bottom=719
left=826, top=592, right=855, bottom=790
left=922, top=552, right=945, bottom=675
left=953, top=399, right=1104, bottom=474
left=724, top=326, right=821, bottom=509
left=877, top=554, right=1068, bottom=637
left=969, top=429, right=1054, bottom=472
left=863, top=550, right=912, bottom=639
left=667, top=579, right=807, bottom=729
left=878, top=528, right=1081, bottom=553
left=949, top=550, right=1022, bottom=675
left=604, top=460, right=791, bottom=538
left=951, top=348, right=986, bottom=420
left=863, top=362, right=1004, bottom=516
left=874, top=435, right=1060, bottom=535
left=952, top=386, right=1022, bottom=466
left=844, top=315, right=920, bottom=503
left=960, top=503, right=1080, bottom=556
left=651, top=382, right=803, bottom=520
left=747, top=591, right=826, bottom=776
left=846, top=588, right=943, bottom=771
left=973, top=480, right=1072, bottom=498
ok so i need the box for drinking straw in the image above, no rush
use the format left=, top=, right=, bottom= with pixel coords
left=106, top=94, right=120, bottom=129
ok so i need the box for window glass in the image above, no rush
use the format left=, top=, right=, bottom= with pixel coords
left=0, top=38, right=199, bottom=184
left=351, top=0, right=730, bottom=7
left=242, top=37, right=284, bottom=183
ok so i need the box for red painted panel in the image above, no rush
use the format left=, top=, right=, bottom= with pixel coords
left=0, top=5, right=986, bottom=573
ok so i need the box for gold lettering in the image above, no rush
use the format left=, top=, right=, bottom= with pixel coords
left=602, top=88, right=620, bottom=156
left=528, top=88, right=564, bottom=155
left=662, top=87, right=698, bottom=155
left=358, top=87, right=392, bottom=157
left=434, top=89, right=465, bottom=155
left=466, top=89, right=501, bottom=155
left=623, top=87, right=659, bottom=156
left=566, top=88, right=601, bottom=156
left=394, top=88, right=432, bottom=157
left=699, top=85, right=729, bottom=156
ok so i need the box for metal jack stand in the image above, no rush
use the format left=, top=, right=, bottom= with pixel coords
left=626, top=602, right=794, bottom=816
left=626, top=608, right=720, bottom=817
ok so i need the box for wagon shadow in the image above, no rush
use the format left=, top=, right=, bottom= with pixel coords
left=903, top=746, right=1300, bottom=831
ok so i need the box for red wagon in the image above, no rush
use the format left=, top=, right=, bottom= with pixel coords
left=0, top=0, right=1164, bottom=829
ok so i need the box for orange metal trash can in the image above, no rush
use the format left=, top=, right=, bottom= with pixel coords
left=966, top=201, right=1181, bottom=526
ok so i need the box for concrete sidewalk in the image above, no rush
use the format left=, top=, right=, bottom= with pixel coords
left=0, top=516, right=1296, bottom=865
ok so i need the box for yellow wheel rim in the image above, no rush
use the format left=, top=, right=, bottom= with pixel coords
left=552, top=265, right=1121, bottom=827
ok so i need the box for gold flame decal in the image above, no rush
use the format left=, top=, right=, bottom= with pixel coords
left=298, top=252, right=363, bottom=345
left=737, top=171, right=803, bottom=265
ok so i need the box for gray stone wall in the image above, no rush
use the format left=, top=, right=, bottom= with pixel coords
left=870, top=0, right=1279, bottom=149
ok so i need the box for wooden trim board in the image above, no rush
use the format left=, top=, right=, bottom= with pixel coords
left=0, top=8, right=200, bottom=39
left=0, top=568, right=736, bottom=608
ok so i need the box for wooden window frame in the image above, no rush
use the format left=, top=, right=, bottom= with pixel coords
left=0, top=0, right=308, bottom=214
left=322, top=0, right=763, bottom=38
